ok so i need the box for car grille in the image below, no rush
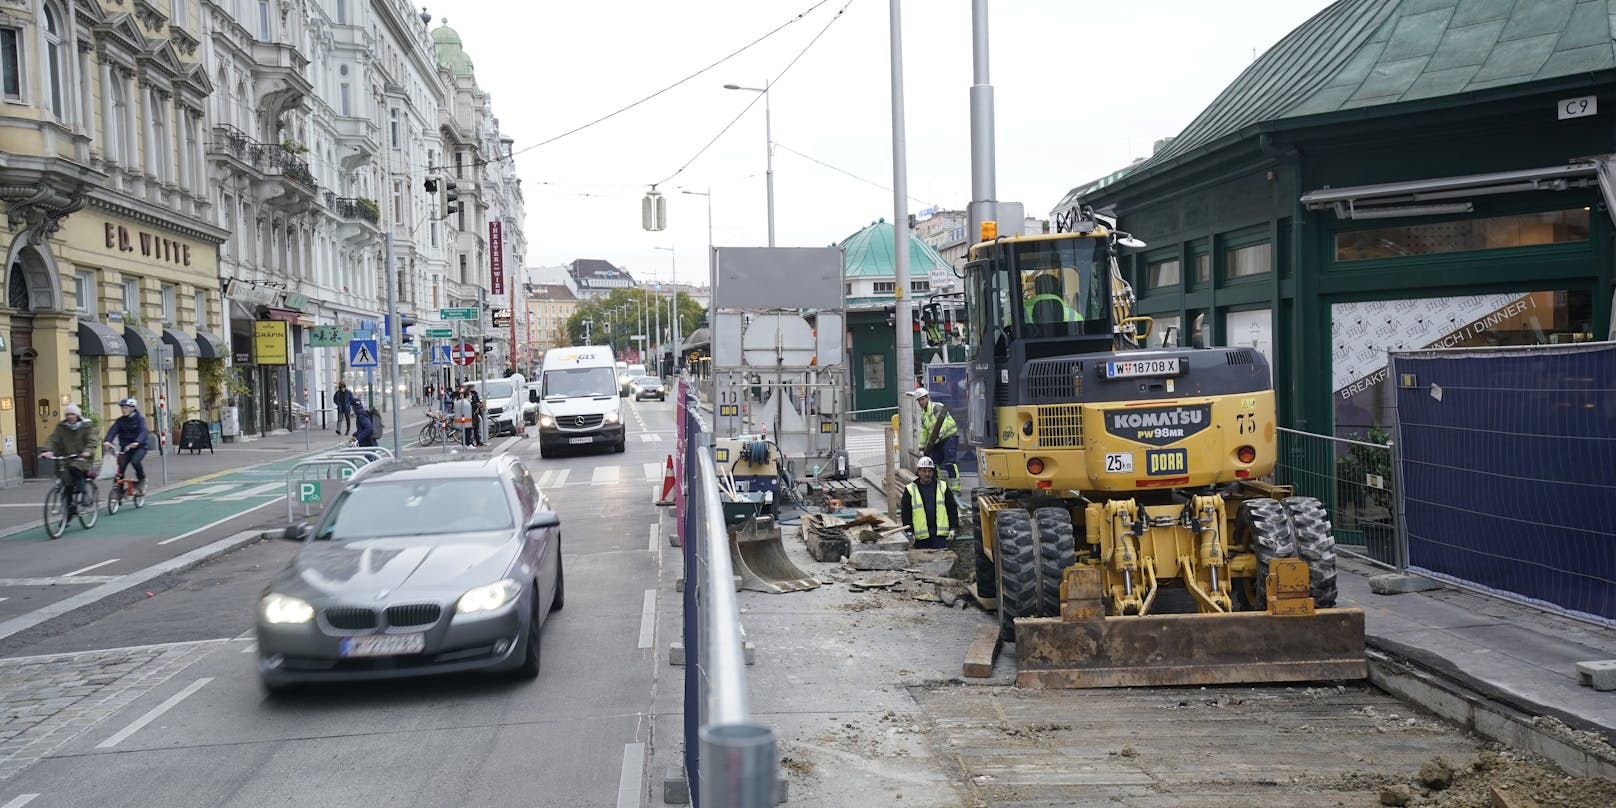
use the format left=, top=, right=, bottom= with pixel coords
left=561, top=414, right=604, bottom=429
left=385, top=603, right=442, bottom=628
left=325, top=607, right=378, bottom=630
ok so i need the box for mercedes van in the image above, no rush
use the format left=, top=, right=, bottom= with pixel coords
left=537, top=346, right=625, bottom=457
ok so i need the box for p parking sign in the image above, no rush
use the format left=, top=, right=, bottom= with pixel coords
left=298, top=481, right=322, bottom=503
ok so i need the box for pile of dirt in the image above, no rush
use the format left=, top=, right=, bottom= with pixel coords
left=1375, top=750, right=1616, bottom=807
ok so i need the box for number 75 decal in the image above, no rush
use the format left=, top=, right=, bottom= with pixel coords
left=1235, top=413, right=1257, bottom=435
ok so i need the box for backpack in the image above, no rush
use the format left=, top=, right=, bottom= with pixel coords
left=367, top=408, right=383, bottom=436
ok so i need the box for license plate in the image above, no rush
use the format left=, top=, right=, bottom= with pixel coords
left=340, top=633, right=425, bottom=657
left=568, top=436, right=593, bottom=445
left=1105, top=358, right=1181, bottom=379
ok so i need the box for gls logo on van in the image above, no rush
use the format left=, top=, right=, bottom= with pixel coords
left=1104, top=404, right=1212, bottom=447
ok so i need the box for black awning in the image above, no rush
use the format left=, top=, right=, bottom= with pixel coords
left=77, top=321, right=129, bottom=357
left=123, top=325, right=161, bottom=357
left=163, top=327, right=201, bottom=358
left=194, top=330, right=227, bottom=359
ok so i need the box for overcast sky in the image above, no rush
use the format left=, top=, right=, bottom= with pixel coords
left=441, top=0, right=1338, bottom=287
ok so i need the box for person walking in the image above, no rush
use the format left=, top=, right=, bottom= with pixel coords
left=454, top=390, right=475, bottom=447
left=102, top=398, right=149, bottom=491
left=912, top=386, right=960, bottom=485
left=468, top=386, right=485, bottom=446
left=42, top=404, right=96, bottom=502
left=352, top=401, right=378, bottom=448
left=333, top=381, right=354, bottom=435
left=900, top=457, right=960, bottom=550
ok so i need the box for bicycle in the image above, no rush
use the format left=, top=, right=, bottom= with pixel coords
left=39, top=452, right=99, bottom=539
left=105, top=444, right=147, bottom=514
left=418, top=409, right=450, bottom=447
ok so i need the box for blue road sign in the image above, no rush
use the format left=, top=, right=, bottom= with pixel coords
left=431, top=345, right=452, bottom=365
left=348, top=339, right=379, bottom=367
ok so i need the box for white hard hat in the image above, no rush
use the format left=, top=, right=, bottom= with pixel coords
left=911, top=386, right=930, bottom=398
left=916, top=456, right=936, bottom=469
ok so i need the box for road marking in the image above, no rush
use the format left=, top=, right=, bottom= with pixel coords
left=241, top=641, right=256, bottom=654
left=493, top=435, right=520, bottom=455
left=642, top=462, right=662, bottom=482
left=1, top=795, right=40, bottom=808
left=63, top=559, right=120, bottom=577
left=0, top=576, right=121, bottom=586
left=96, top=677, right=213, bottom=749
left=648, top=524, right=658, bottom=553
left=591, top=466, right=620, bottom=486
left=215, top=481, right=284, bottom=501
left=617, top=742, right=645, bottom=808
left=158, top=499, right=284, bottom=545
left=539, top=468, right=570, bottom=489
left=637, top=589, right=656, bottom=649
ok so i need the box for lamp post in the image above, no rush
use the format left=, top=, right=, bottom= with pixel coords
left=723, top=82, right=774, bottom=247
left=682, top=188, right=714, bottom=392
left=653, top=247, right=676, bottom=376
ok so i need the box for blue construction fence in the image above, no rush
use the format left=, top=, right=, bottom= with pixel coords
left=1391, top=343, right=1616, bottom=625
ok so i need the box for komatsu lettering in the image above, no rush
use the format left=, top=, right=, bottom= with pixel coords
left=1103, top=404, right=1213, bottom=447
left=1110, top=409, right=1204, bottom=429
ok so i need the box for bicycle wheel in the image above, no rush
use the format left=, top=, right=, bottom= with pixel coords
left=107, top=480, right=123, bottom=514
left=133, top=480, right=146, bottom=508
left=419, top=423, right=438, bottom=447
left=77, top=481, right=98, bottom=529
left=42, top=486, right=67, bottom=539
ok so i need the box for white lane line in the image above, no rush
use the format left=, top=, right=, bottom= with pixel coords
left=493, top=435, right=520, bottom=455
left=636, top=589, right=656, bottom=649
left=617, top=742, right=645, bottom=808
left=538, top=468, right=569, bottom=489
left=214, top=481, right=284, bottom=501
left=240, top=641, right=256, bottom=654
left=63, top=559, right=120, bottom=577
left=157, top=499, right=284, bottom=545
left=96, top=677, right=213, bottom=749
left=0, top=597, right=7, bottom=604
left=642, top=462, right=661, bottom=482
left=1, top=795, right=40, bottom=808
left=0, top=576, right=121, bottom=586
left=591, top=466, right=620, bottom=486
left=639, top=433, right=655, bottom=443
left=648, top=524, right=658, bottom=552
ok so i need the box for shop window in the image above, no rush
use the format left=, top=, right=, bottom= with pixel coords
left=1333, top=209, right=1590, bottom=262
left=1146, top=258, right=1180, bottom=289
left=1227, top=243, right=1271, bottom=278
left=1, top=27, right=22, bottom=102
left=873, top=281, right=896, bottom=294
left=1194, top=254, right=1210, bottom=284
left=73, top=271, right=94, bottom=315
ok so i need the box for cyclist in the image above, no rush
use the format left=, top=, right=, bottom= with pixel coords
left=42, top=403, right=96, bottom=504
left=102, top=397, right=149, bottom=491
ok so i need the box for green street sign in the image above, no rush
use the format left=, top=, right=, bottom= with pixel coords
left=424, top=328, right=454, bottom=338
left=440, top=307, right=479, bottom=320
left=298, top=481, right=322, bottom=503
left=308, top=325, right=354, bottom=347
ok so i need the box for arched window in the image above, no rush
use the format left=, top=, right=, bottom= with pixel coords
left=108, top=75, right=126, bottom=163
left=41, top=4, right=62, bottom=120
left=214, top=68, right=228, bottom=125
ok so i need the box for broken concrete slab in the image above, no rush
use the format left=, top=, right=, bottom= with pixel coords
left=1576, top=660, right=1616, bottom=691
left=847, top=549, right=910, bottom=571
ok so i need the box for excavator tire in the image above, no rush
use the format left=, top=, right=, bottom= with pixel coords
left=1033, top=507, right=1077, bottom=617
left=1235, top=498, right=1296, bottom=610
left=996, top=508, right=1036, bottom=642
left=1283, top=496, right=1339, bottom=608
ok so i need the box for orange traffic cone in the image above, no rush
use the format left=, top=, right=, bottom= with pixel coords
left=656, top=454, right=676, bottom=506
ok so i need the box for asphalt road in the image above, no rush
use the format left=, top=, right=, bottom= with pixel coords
left=0, top=397, right=679, bottom=807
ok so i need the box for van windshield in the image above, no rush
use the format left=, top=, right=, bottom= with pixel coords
left=471, top=381, right=513, bottom=399
left=543, top=367, right=617, bottom=398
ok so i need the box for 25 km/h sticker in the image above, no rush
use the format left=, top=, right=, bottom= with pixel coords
left=1104, top=453, right=1134, bottom=473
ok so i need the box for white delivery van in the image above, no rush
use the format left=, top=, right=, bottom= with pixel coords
left=464, top=373, right=527, bottom=438
left=538, top=346, right=625, bottom=457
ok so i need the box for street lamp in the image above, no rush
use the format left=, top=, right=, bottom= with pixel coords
left=682, top=188, right=715, bottom=392
left=723, top=82, right=774, bottom=247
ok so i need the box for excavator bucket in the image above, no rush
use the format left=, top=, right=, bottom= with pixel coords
left=729, top=515, right=819, bottom=594
left=1013, top=563, right=1366, bottom=688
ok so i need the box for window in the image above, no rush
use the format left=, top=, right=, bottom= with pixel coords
left=910, top=279, right=930, bottom=293
left=1146, top=258, right=1180, bottom=289
left=194, top=291, right=207, bottom=328
left=455, top=151, right=464, bottom=178
left=148, top=90, right=167, bottom=181
left=1333, top=209, right=1591, bottom=262
left=171, top=0, right=187, bottom=30
left=873, top=281, right=896, bottom=294
left=1194, top=254, right=1210, bottom=284
left=258, top=0, right=271, bottom=41
left=1227, top=242, right=1271, bottom=278
left=389, top=108, right=398, bottom=148
left=335, top=0, right=347, bottom=24
left=73, top=270, right=94, bottom=314
left=0, top=27, right=21, bottom=101
left=42, top=6, right=62, bottom=119
left=161, top=284, right=177, bottom=325
left=122, top=278, right=139, bottom=315
left=391, top=180, right=402, bottom=222
left=459, top=254, right=468, bottom=284
left=339, top=82, right=350, bottom=116
left=180, top=113, right=198, bottom=191
left=456, top=205, right=464, bottom=231
left=429, top=219, right=437, bottom=247
left=844, top=283, right=852, bottom=296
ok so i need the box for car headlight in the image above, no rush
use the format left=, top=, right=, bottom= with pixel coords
left=605, top=411, right=620, bottom=424
left=261, top=593, right=314, bottom=624
left=456, top=579, right=521, bottom=614
left=539, top=415, right=556, bottom=429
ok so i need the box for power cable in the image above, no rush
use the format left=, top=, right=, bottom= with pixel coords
left=772, top=141, right=946, bottom=210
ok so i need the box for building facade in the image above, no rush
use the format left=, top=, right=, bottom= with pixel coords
left=566, top=258, right=633, bottom=300
left=525, top=282, right=577, bottom=356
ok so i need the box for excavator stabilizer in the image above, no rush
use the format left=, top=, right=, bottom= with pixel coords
left=1013, top=608, right=1367, bottom=688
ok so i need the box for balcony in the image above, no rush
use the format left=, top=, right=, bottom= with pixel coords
left=250, top=41, right=313, bottom=124
left=324, top=192, right=382, bottom=246
left=208, top=125, right=319, bottom=210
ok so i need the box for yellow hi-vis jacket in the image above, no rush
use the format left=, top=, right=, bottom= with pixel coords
left=921, top=401, right=958, bottom=445
left=905, top=478, right=952, bottom=541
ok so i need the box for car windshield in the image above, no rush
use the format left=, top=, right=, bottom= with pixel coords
left=472, top=381, right=513, bottom=399
left=635, top=376, right=659, bottom=386
left=317, top=478, right=514, bottom=540
left=543, top=366, right=617, bottom=398
left=627, top=365, right=646, bottom=376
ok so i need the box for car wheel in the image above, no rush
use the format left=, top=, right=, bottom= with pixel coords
left=614, top=438, right=626, bottom=453
left=551, top=549, right=565, bottom=612
left=539, top=444, right=554, bottom=459
left=513, top=604, right=541, bottom=679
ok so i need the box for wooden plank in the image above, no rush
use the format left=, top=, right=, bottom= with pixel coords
left=1492, top=785, right=1541, bottom=808
left=962, top=624, right=1001, bottom=678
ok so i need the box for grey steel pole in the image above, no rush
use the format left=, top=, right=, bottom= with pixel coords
left=966, top=0, right=997, bottom=244
left=384, top=234, right=403, bottom=456
left=764, top=80, right=775, bottom=248
left=478, top=285, right=488, bottom=444
left=890, top=0, right=916, bottom=464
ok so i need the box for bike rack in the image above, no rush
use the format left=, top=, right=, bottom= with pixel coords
left=285, top=446, right=394, bottom=522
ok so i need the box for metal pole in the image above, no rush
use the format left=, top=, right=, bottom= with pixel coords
left=671, top=252, right=682, bottom=378
left=966, top=0, right=997, bottom=250
left=764, top=80, right=775, bottom=248
left=890, top=0, right=916, bottom=464
left=158, top=371, right=169, bottom=484
left=384, top=234, right=403, bottom=456
left=479, top=285, right=488, bottom=444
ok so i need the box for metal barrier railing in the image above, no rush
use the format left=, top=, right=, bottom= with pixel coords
left=1273, top=427, right=1401, bottom=569
left=677, top=377, right=777, bottom=807
left=285, top=446, right=394, bottom=523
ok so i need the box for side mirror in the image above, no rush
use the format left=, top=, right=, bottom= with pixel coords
left=619, top=389, right=628, bottom=397
left=528, top=389, right=540, bottom=403
left=527, top=511, right=560, bottom=530
left=280, top=523, right=311, bottom=542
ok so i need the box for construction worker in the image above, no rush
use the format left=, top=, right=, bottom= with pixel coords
left=901, top=456, right=959, bottom=550
left=1023, top=273, right=1082, bottom=326
left=911, top=386, right=959, bottom=483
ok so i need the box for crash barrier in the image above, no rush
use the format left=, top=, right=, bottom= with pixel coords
left=1273, top=427, right=1400, bottom=569
left=1390, top=343, right=1616, bottom=625
left=676, top=377, right=778, bottom=807
left=285, top=446, right=394, bottom=523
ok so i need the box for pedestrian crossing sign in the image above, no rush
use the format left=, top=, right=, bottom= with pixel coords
left=431, top=345, right=452, bottom=365
left=348, top=339, right=379, bottom=367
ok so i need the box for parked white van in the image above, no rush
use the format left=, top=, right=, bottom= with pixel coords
left=538, top=346, right=625, bottom=457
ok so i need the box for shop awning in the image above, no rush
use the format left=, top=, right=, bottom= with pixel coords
left=77, top=321, right=129, bottom=357
left=682, top=327, right=710, bottom=350
left=263, top=307, right=317, bottom=327
left=163, top=327, right=201, bottom=358
left=194, top=330, right=227, bottom=359
left=123, top=325, right=162, bottom=357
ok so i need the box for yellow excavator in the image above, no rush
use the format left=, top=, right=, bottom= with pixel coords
left=962, top=211, right=1365, bottom=687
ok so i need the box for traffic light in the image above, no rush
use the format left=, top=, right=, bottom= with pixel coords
left=481, top=335, right=495, bottom=356
left=444, top=180, right=461, bottom=219
left=399, top=314, right=417, bottom=346
left=423, top=178, right=438, bottom=193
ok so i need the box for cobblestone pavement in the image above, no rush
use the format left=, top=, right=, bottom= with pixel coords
left=0, top=639, right=224, bottom=783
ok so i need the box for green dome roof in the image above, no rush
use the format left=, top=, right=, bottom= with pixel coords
left=838, top=219, right=953, bottom=278
left=432, top=20, right=475, bottom=77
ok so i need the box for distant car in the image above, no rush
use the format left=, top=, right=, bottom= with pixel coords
left=522, top=382, right=541, bottom=425
left=618, top=363, right=647, bottom=396
left=631, top=376, right=664, bottom=401
left=255, top=454, right=563, bottom=694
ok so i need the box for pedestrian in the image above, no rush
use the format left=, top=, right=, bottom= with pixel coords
left=912, top=386, right=959, bottom=485
left=352, top=401, right=378, bottom=447
left=42, top=403, right=95, bottom=502
left=454, top=390, right=475, bottom=447
left=101, top=397, right=149, bottom=491
left=468, top=386, right=485, bottom=446
left=900, top=456, right=960, bottom=550
left=333, top=381, right=354, bottom=435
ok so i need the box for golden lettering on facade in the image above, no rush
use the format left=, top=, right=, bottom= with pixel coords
left=103, top=224, right=193, bottom=265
